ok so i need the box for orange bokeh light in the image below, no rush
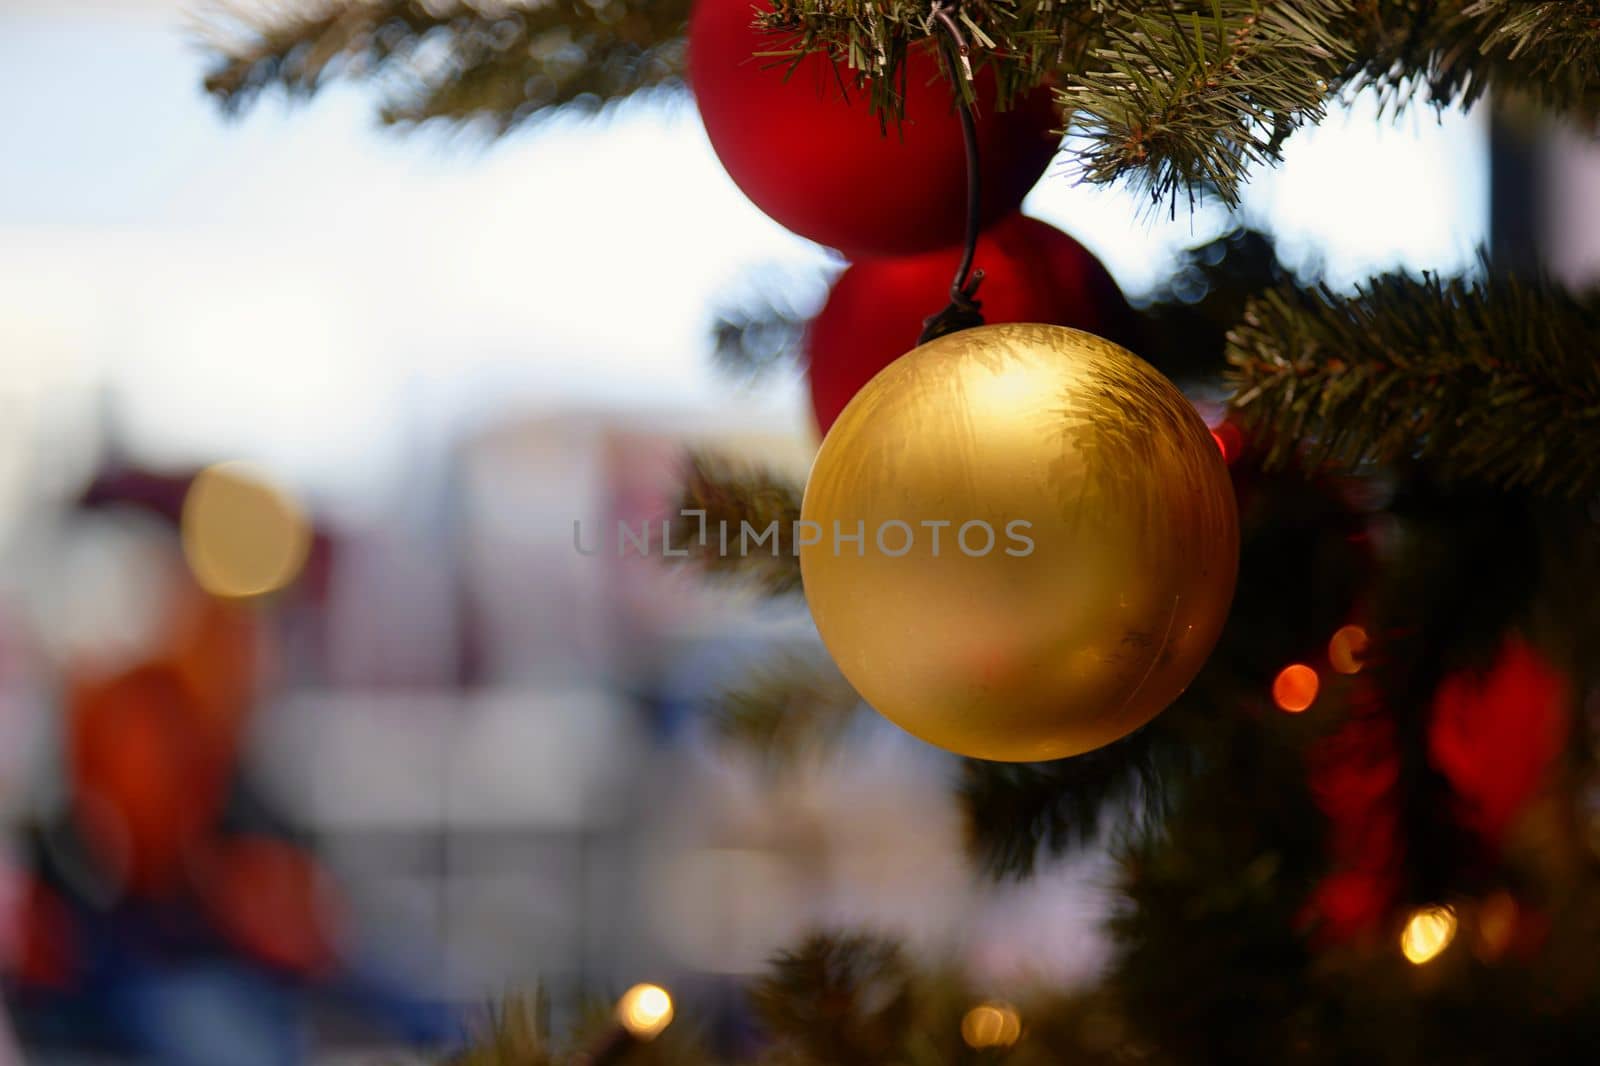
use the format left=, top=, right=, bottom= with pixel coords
left=1273, top=664, right=1320, bottom=713
left=1329, top=625, right=1369, bottom=675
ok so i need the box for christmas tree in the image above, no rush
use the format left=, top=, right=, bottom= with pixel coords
left=201, top=2, right=1600, bottom=1063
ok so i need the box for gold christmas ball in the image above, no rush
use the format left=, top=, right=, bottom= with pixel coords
left=800, top=324, right=1238, bottom=762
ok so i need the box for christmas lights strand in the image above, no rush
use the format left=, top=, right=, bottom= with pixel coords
left=918, top=1, right=987, bottom=344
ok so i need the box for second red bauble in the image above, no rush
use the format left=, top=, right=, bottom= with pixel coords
left=807, top=213, right=1136, bottom=432
left=688, top=0, right=1060, bottom=256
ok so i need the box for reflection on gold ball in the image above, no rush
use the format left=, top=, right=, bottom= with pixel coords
left=182, top=462, right=311, bottom=600
left=800, top=324, right=1237, bottom=762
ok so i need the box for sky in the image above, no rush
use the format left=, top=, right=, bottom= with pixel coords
left=0, top=3, right=1488, bottom=509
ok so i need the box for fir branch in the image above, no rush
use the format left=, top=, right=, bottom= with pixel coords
left=671, top=451, right=804, bottom=594
left=446, top=992, right=552, bottom=1066
left=1135, top=226, right=1290, bottom=381
left=753, top=933, right=917, bottom=1065
left=959, top=726, right=1174, bottom=880
left=1349, top=1, right=1600, bottom=118
left=1226, top=271, right=1600, bottom=500
left=712, top=652, right=863, bottom=765
left=446, top=988, right=713, bottom=1065
left=201, top=2, right=1600, bottom=204
left=761, top=1, right=1099, bottom=110
left=763, top=1, right=1600, bottom=207
left=1066, top=0, right=1354, bottom=210
left=202, top=0, right=690, bottom=128
left=1471, top=0, right=1600, bottom=99
left=750, top=931, right=1151, bottom=1065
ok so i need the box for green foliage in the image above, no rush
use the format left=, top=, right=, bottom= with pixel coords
left=770, top=1, right=1600, bottom=207
left=1357, top=0, right=1600, bottom=118
left=753, top=934, right=919, bottom=1063
left=1227, top=271, right=1600, bottom=501
left=1068, top=0, right=1354, bottom=210
left=203, top=0, right=691, bottom=129
left=1109, top=706, right=1328, bottom=1065
left=712, top=651, right=863, bottom=766
left=1136, top=226, right=1290, bottom=380
left=750, top=932, right=1153, bottom=1065
left=446, top=989, right=716, bottom=1066
left=204, top=2, right=1600, bottom=207
left=197, top=8, right=1600, bottom=1064
left=445, top=992, right=554, bottom=1066
left=958, top=727, right=1176, bottom=880
left=671, top=452, right=804, bottom=594
left=758, top=1, right=1098, bottom=111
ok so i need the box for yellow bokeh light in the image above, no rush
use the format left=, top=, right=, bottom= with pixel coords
left=616, top=983, right=674, bottom=1041
left=1401, top=905, right=1458, bottom=965
left=181, top=462, right=311, bottom=600
left=1329, top=624, right=1370, bottom=675
left=961, top=1002, right=1022, bottom=1049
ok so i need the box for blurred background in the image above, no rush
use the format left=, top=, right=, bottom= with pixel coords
left=0, top=0, right=1533, bottom=1061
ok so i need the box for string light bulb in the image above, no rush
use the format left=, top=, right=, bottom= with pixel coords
left=961, top=1002, right=1022, bottom=1049
left=616, top=983, right=674, bottom=1041
left=1328, top=625, right=1369, bottom=675
left=1272, top=664, right=1320, bottom=713
left=1401, top=905, right=1457, bottom=965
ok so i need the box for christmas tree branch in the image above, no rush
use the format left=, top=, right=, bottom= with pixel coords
left=712, top=652, right=863, bottom=765
left=959, top=727, right=1175, bottom=880
left=202, top=3, right=1600, bottom=205
left=1381, top=0, right=1600, bottom=118
left=1226, top=272, right=1600, bottom=501
left=202, top=0, right=691, bottom=128
left=754, top=933, right=918, bottom=1064
left=1066, top=0, right=1354, bottom=210
left=752, top=931, right=1146, bottom=1065
left=671, top=451, right=805, bottom=594
left=773, top=1, right=1600, bottom=207
left=759, top=0, right=1099, bottom=109
left=445, top=989, right=713, bottom=1065
left=446, top=992, right=553, bottom=1066
left=1067, top=0, right=1600, bottom=203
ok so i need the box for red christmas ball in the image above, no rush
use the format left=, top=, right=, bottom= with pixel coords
left=806, top=213, right=1136, bottom=433
left=689, top=0, right=1060, bottom=256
